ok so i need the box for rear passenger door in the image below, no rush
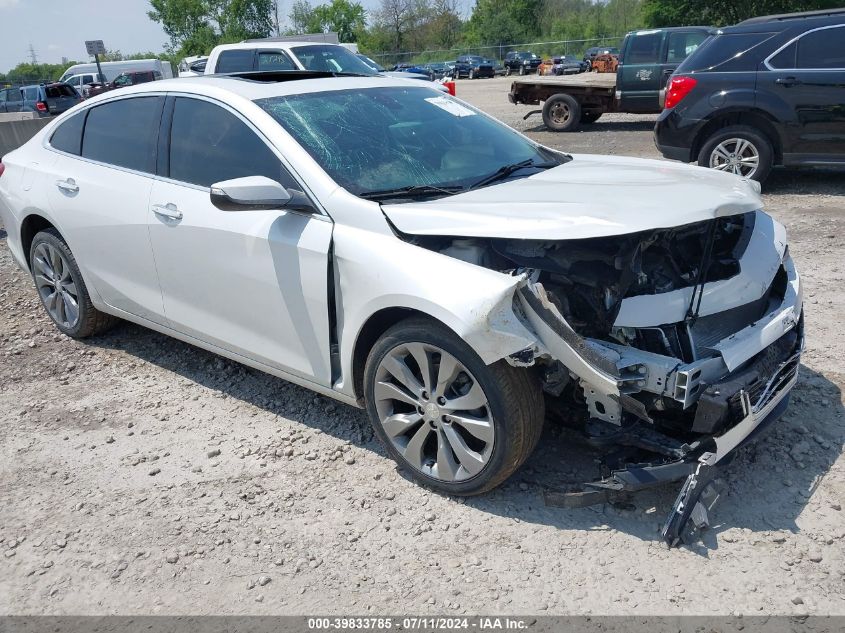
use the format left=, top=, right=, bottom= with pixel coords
left=45, top=96, right=167, bottom=323
left=147, top=95, right=334, bottom=384
left=763, top=24, right=845, bottom=163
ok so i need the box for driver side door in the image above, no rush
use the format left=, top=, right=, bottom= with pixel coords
left=148, top=95, right=334, bottom=385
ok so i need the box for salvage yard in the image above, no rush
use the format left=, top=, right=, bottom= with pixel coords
left=1, top=76, right=843, bottom=615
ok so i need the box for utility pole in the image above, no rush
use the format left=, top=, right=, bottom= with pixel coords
left=28, top=43, right=38, bottom=64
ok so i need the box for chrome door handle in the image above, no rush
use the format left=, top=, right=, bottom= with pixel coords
left=55, top=178, right=79, bottom=194
left=152, top=203, right=183, bottom=221
left=775, top=76, right=801, bottom=87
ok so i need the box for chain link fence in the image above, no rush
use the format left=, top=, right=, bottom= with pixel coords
left=366, top=36, right=623, bottom=67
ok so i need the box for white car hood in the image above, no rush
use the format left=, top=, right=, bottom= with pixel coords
left=382, top=154, right=763, bottom=240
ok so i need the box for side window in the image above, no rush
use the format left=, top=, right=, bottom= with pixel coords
left=667, top=31, right=707, bottom=63
left=796, top=27, right=845, bottom=69
left=216, top=49, right=255, bottom=73
left=626, top=32, right=662, bottom=64
left=769, top=42, right=796, bottom=69
left=25, top=87, right=38, bottom=100
left=83, top=75, right=94, bottom=84
left=50, top=111, right=86, bottom=155
left=257, top=51, right=295, bottom=71
left=9, top=89, right=21, bottom=102
left=168, top=97, right=295, bottom=189
left=82, top=96, right=163, bottom=172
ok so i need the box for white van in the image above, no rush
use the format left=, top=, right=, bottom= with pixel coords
left=59, top=59, right=174, bottom=84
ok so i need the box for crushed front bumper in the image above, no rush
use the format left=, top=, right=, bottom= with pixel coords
left=517, top=249, right=804, bottom=546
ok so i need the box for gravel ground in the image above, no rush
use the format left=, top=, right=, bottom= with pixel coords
left=1, top=76, right=843, bottom=616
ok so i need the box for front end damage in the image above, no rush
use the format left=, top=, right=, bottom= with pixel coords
left=410, top=209, right=804, bottom=546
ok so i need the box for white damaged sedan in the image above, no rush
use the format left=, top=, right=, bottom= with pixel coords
left=0, top=74, right=803, bottom=544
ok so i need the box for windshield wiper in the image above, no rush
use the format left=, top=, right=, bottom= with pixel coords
left=359, top=184, right=465, bottom=202
left=470, top=159, right=559, bottom=190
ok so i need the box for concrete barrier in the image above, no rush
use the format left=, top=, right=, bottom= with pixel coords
left=0, top=116, right=51, bottom=158
left=0, top=111, right=40, bottom=122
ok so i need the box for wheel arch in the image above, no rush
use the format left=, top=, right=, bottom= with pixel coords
left=693, top=109, right=783, bottom=165
left=350, top=307, right=452, bottom=403
left=20, top=213, right=59, bottom=271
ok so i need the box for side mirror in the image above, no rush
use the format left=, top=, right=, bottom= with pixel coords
left=210, top=176, right=314, bottom=213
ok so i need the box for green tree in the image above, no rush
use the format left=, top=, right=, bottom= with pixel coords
left=642, top=0, right=841, bottom=27
left=149, top=0, right=274, bottom=55
left=312, top=0, right=367, bottom=42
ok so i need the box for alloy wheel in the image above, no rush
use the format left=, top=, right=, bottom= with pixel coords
left=709, top=138, right=760, bottom=178
left=33, top=242, right=80, bottom=329
left=373, top=342, right=495, bottom=482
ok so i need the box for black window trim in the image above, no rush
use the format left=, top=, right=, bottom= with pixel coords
left=43, top=92, right=166, bottom=179
left=764, top=23, right=845, bottom=71
left=153, top=92, right=326, bottom=218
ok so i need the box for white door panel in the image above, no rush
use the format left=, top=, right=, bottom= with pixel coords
left=46, top=156, right=165, bottom=322
left=147, top=180, right=334, bottom=384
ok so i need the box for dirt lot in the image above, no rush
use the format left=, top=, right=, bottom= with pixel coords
left=1, top=76, right=843, bottom=616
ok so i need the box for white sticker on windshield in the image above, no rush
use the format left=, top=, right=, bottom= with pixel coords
left=425, top=96, right=476, bottom=117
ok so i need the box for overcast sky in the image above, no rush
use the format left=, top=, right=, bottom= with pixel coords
left=0, top=0, right=171, bottom=72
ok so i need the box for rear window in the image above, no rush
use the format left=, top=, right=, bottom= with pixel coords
left=50, top=111, right=86, bottom=155
left=82, top=96, right=163, bottom=173
left=676, top=32, right=775, bottom=72
left=45, top=85, right=78, bottom=98
left=216, top=49, right=254, bottom=73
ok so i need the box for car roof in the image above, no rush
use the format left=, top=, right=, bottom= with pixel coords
left=78, top=73, right=442, bottom=105
left=724, top=9, right=845, bottom=33
left=211, top=41, right=342, bottom=52
left=738, top=7, right=845, bottom=25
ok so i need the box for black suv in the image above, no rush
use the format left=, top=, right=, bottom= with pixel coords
left=453, top=55, right=495, bottom=79
left=504, top=51, right=541, bottom=75
left=655, top=9, right=845, bottom=182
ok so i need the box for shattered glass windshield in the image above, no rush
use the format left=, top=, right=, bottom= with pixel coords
left=255, top=86, right=561, bottom=197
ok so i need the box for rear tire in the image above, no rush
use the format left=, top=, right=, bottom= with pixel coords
left=364, top=317, right=545, bottom=496
left=542, top=94, right=581, bottom=132
left=697, top=125, right=773, bottom=183
left=29, top=229, right=117, bottom=338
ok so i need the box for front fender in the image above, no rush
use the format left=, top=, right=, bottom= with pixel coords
left=332, top=224, right=540, bottom=398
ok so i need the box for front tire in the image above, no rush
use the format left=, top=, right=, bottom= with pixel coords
left=29, top=229, right=117, bottom=338
left=469, top=69, right=475, bottom=79
left=697, top=125, right=773, bottom=183
left=364, top=317, right=545, bottom=496
left=505, top=66, right=512, bottom=76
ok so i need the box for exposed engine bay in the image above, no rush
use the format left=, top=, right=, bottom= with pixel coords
left=402, top=209, right=804, bottom=546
